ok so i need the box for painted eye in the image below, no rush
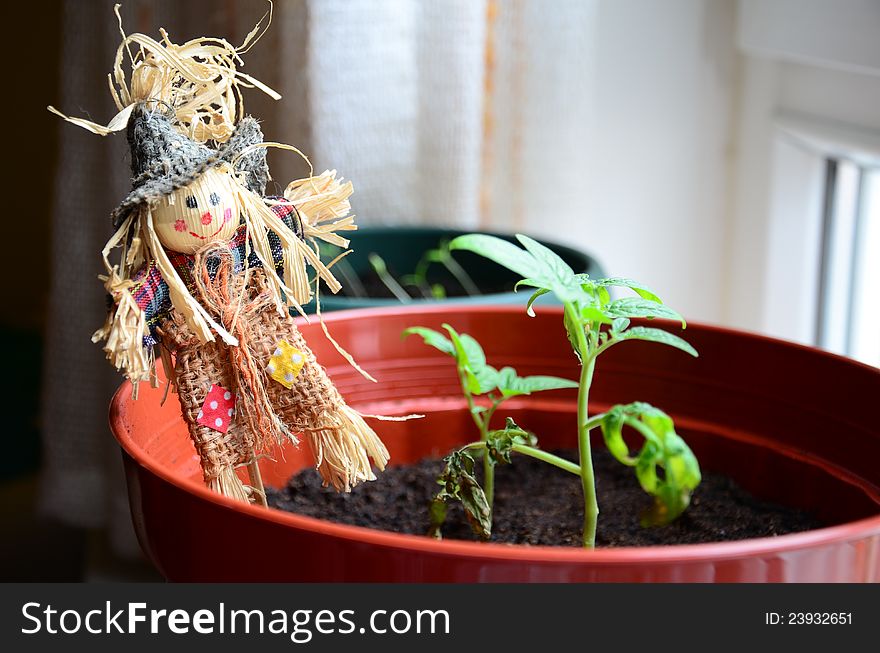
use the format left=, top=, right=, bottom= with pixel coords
left=209, top=192, right=221, bottom=206
left=185, top=195, right=198, bottom=209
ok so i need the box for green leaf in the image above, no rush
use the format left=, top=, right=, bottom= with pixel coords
left=616, top=326, right=698, bottom=357
left=580, top=305, right=614, bottom=326
left=458, top=333, right=487, bottom=368
left=600, top=408, right=636, bottom=465
left=442, top=325, right=481, bottom=367
left=442, top=325, right=497, bottom=395
left=513, top=375, right=579, bottom=394
left=516, top=235, right=583, bottom=304
left=427, top=498, right=448, bottom=539
left=515, top=235, right=574, bottom=282
left=465, top=364, right=499, bottom=395
left=635, top=442, right=660, bottom=493
left=495, top=366, right=578, bottom=397
left=449, top=234, right=545, bottom=281
left=596, top=277, right=662, bottom=303
left=602, top=402, right=701, bottom=526
left=611, top=317, right=631, bottom=333
left=451, top=234, right=588, bottom=306
left=563, top=306, right=584, bottom=361
left=525, top=287, right=551, bottom=317
left=606, top=297, right=685, bottom=326
left=514, top=278, right=547, bottom=290
left=403, top=326, right=455, bottom=356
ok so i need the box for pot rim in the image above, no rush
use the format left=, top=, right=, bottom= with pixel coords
left=111, top=304, right=880, bottom=564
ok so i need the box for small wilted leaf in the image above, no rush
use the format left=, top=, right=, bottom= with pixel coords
left=600, top=408, right=635, bottom=465
left=486, top=417, right=538, bottom=464
left=457, top=470, right=492, bottom=539
left=430, top=450, right=492, bottom=540
left=601, top=402, right=701, bottom=526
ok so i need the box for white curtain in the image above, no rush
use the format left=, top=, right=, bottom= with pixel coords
left=43, top=0, right=603, bottom=556
left=306, top=0, right=599, bottom=230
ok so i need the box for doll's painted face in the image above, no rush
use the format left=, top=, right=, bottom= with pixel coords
left=151, top=167, right=240, bottom=254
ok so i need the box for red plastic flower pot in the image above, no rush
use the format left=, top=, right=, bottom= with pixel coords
left=110, top=305, right=880, bottom=581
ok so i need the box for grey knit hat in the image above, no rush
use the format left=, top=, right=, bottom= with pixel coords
left=111, top=103, right=269, bottom=227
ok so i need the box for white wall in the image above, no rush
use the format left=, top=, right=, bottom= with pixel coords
left=726, top=1, right=880, bottom=338
left=516, top=0, right=739, bottom=325
left=523, top=0, right=880, bottom=337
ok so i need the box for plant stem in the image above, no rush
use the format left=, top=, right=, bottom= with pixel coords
left=567, top=303, right=599, bottom=548
left=463, top=441, right=580, bottom=477
left=578, top=356, right=598, bottom=548
left=442, top=253, right=480, bottom=296
left=368, top=253, right=411, bottom=303
left=510, top=444, right=581, bottom=476
left=459, top=370, right=495, bottom=506
left=332, top=255, right=367, bottom=298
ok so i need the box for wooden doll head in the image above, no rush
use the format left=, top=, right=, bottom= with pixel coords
left=151, top=166, right=240, bottom=254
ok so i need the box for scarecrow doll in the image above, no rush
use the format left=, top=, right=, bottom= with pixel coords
left=51, top=10, right=390, bottom=504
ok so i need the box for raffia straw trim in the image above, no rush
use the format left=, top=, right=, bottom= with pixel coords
left=193, top=245, right=291, bottom=453
left=229, top=146, right=355, bottom=302
left=91, top=212, right=153, bottom=395
left=304, top=406, right=390, bottom=492
left=283, top=170, right=356, bottom=248
left=360, top=413, right=425, bottom=421
left=232, top=178, right=311, bottom=309
left=47, top=2, right=279, bottom=143
left=312, top=277, right=377, bottom=383
left=209, top=466, right=250, bottom=503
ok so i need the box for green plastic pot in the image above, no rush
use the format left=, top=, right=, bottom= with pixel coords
left=305, top=226, right=603, bottom=312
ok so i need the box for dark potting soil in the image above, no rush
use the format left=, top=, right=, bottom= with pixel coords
left=266, top=449, right=824, bottom=547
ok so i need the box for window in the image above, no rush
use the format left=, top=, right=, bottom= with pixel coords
left=816, top=160, right=880, bottom=366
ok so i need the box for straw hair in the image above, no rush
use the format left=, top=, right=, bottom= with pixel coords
left=48, top=3, right=278, bottom=143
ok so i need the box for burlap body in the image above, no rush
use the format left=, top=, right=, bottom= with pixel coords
left=159, top=268, right=353, bottom=491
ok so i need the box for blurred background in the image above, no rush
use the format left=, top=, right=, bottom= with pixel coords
left=2, top=0, right=878, bottom=580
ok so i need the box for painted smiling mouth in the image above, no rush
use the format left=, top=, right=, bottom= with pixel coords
left=188, top=208, right=233, bottom=240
